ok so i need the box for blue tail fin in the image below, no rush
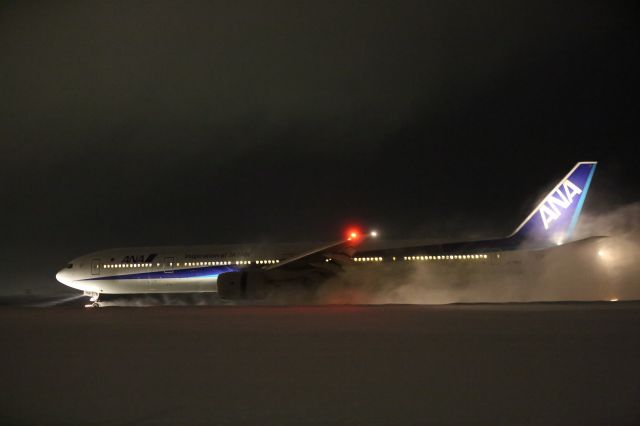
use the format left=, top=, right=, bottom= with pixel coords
left=510, top=162, right=597, bottom=246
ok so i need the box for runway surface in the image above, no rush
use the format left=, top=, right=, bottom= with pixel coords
left=1, top=302, right=639, bottom=425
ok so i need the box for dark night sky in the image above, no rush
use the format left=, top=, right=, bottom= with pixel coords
left=1, top=1, right=638, bottom=293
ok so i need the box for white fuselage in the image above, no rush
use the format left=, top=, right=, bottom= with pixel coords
left=55, top=243, right=314, bottom=295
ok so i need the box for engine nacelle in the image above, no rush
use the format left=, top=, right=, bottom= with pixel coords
left=217, top=270, right=269, bottom=300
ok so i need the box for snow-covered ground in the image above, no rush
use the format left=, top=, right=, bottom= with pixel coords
left=1, top=303, right=639, bottom=425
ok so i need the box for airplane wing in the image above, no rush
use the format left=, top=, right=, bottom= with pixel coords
left=216, top=230, right=375, bottom=299
left=263, top=232, right=371, bottom=272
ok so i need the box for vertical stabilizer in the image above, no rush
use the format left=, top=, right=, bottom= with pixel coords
left=510, top=162, right=597, bottom=246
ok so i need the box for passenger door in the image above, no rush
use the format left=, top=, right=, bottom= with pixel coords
left=91, top=259, right=101, bottom=275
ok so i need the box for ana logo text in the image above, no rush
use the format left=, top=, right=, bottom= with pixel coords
left=121, top=254, right=157, bottom=263
left=538, top=179, right=582, bottom=230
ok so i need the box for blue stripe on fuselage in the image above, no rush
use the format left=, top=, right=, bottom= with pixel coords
left=81, top=265, right=239, bottom=281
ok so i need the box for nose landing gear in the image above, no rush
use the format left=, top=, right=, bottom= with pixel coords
left=84, top=293, right=101, bottom=308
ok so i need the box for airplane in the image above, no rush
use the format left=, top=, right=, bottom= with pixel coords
left=56, top=161, right=599, bottom=307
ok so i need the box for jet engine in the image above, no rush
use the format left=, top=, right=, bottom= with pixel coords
left=217, top=270, right=270, bottom=299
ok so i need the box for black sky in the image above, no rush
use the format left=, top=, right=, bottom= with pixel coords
left=1, top=1, right=638, bottom=293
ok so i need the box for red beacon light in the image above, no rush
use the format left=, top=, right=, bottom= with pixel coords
left=346, top=228, right=361, bottom=241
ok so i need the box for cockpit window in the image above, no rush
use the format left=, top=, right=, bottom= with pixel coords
left=66, top=263, right=73, bottom=269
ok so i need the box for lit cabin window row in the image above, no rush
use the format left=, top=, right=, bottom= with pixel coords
left=353, top=257, right=384, bottom=262
left=403, top=254, right=488, bottom=261
left=103, top=260, right=282, bottom=269
left=181, top=260, right=263, bottom=266
left=104, top=263, right=156, bottom=269
left=184, top=261, right=233, bottom=266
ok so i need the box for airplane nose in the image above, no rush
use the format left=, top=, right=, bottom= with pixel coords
left=56, top=268, right=71, bottom=286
